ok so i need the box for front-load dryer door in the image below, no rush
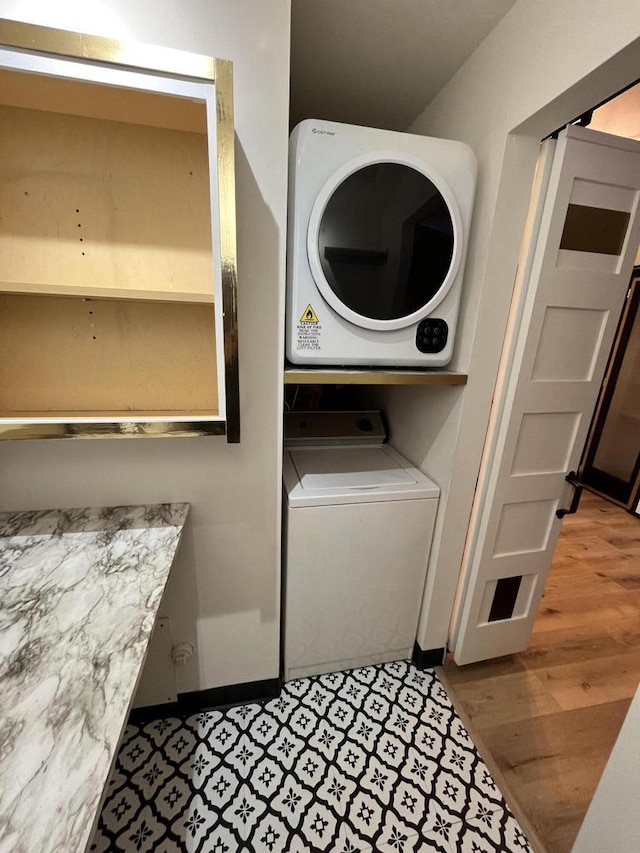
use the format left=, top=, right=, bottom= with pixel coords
left=307, top=154, right=464, bottom=331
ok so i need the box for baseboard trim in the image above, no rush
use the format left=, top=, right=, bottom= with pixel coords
left=411, top=642, right=446, bottom=669
left=129, top=677, right=281, bottom=724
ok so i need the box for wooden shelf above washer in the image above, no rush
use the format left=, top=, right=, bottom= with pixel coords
left=283, top=366, right=468, bottom=386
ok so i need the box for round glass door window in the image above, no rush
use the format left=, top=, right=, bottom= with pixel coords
left=316, top=162, right=456, bottom=323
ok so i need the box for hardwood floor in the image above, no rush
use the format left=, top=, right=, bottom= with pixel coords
left=439, top=492, right=640, bottom=853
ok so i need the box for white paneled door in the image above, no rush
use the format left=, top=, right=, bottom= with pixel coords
left=452, top=125, right=640, bottom=665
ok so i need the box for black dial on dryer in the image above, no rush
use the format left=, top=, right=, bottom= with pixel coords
left=416, top=318, right=448, bottom=353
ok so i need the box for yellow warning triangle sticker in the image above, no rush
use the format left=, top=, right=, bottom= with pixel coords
left=299, top=304, right=319, bottom=324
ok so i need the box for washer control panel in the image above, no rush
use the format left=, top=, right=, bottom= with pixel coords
left=416, top=318, right=448, bottom=353
left=284, top=410, right=386, bottom=446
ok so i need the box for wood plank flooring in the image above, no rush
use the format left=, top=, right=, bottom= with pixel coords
left=439, top=492, right=640, bottom=853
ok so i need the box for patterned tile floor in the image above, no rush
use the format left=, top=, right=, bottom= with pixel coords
left=91, top=661, right=533, bottom=852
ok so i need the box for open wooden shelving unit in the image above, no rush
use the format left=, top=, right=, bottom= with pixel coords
left=0, top=20, right=239, bottom=441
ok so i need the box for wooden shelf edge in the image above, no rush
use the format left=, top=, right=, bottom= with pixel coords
left=283, top=366, right=468, bottom=386
left=0, top=281, right=214, bottom=305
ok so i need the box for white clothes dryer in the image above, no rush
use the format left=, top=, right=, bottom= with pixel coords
left=286, top=120, right=476, bottom=367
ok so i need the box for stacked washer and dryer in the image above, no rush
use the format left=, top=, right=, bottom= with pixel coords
left=283, top=120, right=476, bottom=679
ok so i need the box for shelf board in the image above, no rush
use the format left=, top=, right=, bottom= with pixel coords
left=283, top=366, right=468, bottom=386
left=0, top=281, right=214, bottom=304
left=0, top=67, right=207, bottom=133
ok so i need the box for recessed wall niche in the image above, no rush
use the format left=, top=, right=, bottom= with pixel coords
left=0, top=21, right=238, bottom=440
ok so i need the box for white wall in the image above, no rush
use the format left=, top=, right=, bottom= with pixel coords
left=382, top=0, right=640, bottom=651
left=0, top=0, right=291, bottom=692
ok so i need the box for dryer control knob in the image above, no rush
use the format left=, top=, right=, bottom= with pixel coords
left=416, top=318, right=448, bottom=353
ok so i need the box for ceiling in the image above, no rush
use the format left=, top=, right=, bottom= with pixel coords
left=289, top=0, right=517, bottom=132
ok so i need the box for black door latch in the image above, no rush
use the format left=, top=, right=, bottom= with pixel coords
left=556, top=470, right=585, bottom=518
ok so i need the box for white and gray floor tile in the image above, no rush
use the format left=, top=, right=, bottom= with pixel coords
left=92, top=661, right=532, bottom=852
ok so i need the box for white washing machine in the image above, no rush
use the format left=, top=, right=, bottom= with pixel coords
left=282, top=412, right=439, bottom=681
left=286, top=120, right=476, bottom=367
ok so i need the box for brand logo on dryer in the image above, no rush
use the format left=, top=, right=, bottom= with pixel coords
left=311, top=128, right=337, bottom=136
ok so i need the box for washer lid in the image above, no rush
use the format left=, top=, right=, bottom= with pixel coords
left=284, top=445, right=439, bottom=506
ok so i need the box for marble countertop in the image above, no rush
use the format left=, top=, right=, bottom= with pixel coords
left=0, top=503, right=189, bottom=853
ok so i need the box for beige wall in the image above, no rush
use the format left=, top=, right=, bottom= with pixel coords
left=0, top=0, right=291, bottom=692
left=381, top=0, right=640, bottom=650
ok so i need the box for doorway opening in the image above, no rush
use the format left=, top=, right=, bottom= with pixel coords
left=580, top=265, right=640, bottom=510
left=441, top=84, right=640, bottom=853
left=576, top=81, right=640, bottom=513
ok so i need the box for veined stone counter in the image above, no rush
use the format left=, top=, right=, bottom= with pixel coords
left=0, top=503, right=189, bottom=853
